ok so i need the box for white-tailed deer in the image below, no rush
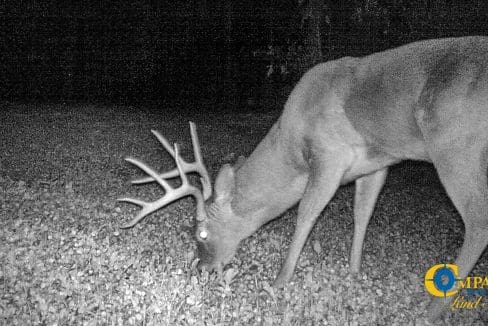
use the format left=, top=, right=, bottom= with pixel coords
left=119, top=36, right=488, bottom=321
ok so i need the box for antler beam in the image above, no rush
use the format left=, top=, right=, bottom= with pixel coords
left=131, top=122, right=212, bottom=200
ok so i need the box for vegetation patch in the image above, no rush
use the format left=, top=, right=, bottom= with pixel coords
left=0, top=103, right=486, bottom=325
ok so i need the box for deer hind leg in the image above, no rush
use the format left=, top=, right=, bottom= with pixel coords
left=350, top=168, right=388, bottom=274
left=425, top=140, right=488, bottom=321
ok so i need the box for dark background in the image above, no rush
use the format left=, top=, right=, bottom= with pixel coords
left=2, top=0, right=488, bottom=110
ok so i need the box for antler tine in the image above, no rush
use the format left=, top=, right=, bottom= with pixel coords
left=118, top=145, right=207, bottom=228
left=118, top=157, right=175, bottom=228
left=131, top=130, right=186, bottom=184
left=175, top=143, right=206, bottom=221
left=131, top=124, right=210, bottom=194
left=152, top=129, right=176, bottom=157
left=117, top=199, right=162, bottom=229
left=189, top=122, right=212, bottom=200
left=124, top=157, right=173, bottom=189
left=174, top=143, right=188, bottom=186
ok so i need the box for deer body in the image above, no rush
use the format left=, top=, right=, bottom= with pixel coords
left=120, top=36, right=488, bottom=321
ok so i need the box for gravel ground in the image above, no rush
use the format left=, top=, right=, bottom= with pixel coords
left=0, top=102, right=486, bottom=325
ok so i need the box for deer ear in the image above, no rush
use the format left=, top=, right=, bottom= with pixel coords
left=214, top=164, right=235, bottom=202
left=234, top=155, right=246, bottom=170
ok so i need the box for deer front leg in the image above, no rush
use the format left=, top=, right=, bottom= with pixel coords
left=350, top=168, right=388, bottom=274
left=274, top=151, right=352, bottom=287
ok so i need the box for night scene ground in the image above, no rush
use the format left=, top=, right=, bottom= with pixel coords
left=1, top=1, right=488, bottom=325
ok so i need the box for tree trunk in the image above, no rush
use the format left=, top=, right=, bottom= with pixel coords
left=303, top=0, right=324, bottom=67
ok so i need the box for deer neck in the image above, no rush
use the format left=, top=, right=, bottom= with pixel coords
left=231, top=122, right=307, bottom=227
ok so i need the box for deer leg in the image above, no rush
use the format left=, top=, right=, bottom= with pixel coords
left=274, top=151, right=352, bottom=287
left=426, top=145, right=488, bottom=321
left=350, top=168, right=388, bottom=274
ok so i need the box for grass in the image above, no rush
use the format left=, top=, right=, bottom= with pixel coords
left=0, top=102, right=487, bottom=325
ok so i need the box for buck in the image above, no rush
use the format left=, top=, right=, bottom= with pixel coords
left=119, top=36, right=488, bottom=321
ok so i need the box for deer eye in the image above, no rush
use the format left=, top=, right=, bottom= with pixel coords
left=198, top=229, right=208, bottom=241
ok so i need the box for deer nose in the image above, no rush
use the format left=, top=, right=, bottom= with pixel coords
left=196, top=259, right=211, bottom=271
left=197, top=259, right=223, bottom=274
left=196, top=248, right=223, bottom=273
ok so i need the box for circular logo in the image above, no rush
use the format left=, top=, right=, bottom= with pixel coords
left=433, top=266, right=456, bottom=293
left=424, top=263, right=461, bottom=297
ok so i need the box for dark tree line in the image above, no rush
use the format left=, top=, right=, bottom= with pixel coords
left=1, top=0, right=488, bottom=108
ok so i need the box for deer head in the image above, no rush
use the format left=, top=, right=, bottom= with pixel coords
left=118, top=122, right=248, bottom=271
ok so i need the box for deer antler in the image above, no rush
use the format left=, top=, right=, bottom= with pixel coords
left=131, top=122, right=212, bottom=200
left=118, top=123, right=210, bottom=228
